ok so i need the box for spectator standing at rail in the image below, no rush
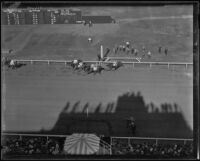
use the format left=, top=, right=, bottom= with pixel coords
left=105, top=48, right=110, bottom=55
left=126, top=41, right=130, bottom=48
left=131, top=47, right=134, bottom=55
left=147, top=51, right=151, bottom=59
left=126, top=47, right=130, bottom=55
left=83, top=21, right=87, bottom=26
left=158, top=46, right=162, bottom=54
left=142, top=46, right=146, bottom=58
left=122, top=45, right=126, bottom=52
left=88, top=37, right=92, bottom=43
left=89, top=21, right=92, bottom=27
left=119, top=45, right=123, bottom=52
left=164, top=47, right=168, bottom=55
left=114, top=45, right=118, bottom=54
left=134, top=49, right=138, bottom=56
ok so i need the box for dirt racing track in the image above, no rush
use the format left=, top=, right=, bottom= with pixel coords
left=2, top=5, right=193, bottom=138
left=2, top=63, right=193, bottom=138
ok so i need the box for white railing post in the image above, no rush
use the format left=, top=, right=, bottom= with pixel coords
left=168, top=63, right=169, bottom=69
left=186, top=64, right=188, bottom=69
left=31, top=60, right=33, bottom=65
left=48, top=60, right=50, bottom=65
left=133, top=62, right=134, bottom=69
left=65, top=61, right=67, bottom=66
left=149, top=63, right=152, bottom=69
left=19, top=135, right=22, bottom=140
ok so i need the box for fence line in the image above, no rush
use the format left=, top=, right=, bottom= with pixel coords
left=13, top=59, right=193, bottom=66
left=111, top=136, right=193, bottom=147
left=2, top=133, right=68, bottom=138
left=111, top=136, right=193, bottom=141
left=2, top=132, right=193, bottom=141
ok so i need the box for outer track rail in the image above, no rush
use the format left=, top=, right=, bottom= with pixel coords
left=13, top=59, right=193, bottom=68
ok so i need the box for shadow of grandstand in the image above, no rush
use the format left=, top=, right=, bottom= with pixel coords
left=39, top=91, right=192, bottom=138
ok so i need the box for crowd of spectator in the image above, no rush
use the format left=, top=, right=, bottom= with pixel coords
left=2, top=135, right=65, bottom=156
left=112, top=139, right=193, bottom=158
left=2, top=135, right=193, bottom=158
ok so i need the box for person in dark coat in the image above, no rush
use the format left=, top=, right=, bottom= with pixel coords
left=164, top=47, right=168, bottom=55
left=158, top=46, right=162, bottom=53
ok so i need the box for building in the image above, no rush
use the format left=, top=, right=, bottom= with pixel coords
left=1, top=8, right=114, bottom=25
left=82, top=16, right=114, bottom=24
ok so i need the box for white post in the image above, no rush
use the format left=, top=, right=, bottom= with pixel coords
left=168, top=63, right=169, bottom=69
left=133, top=63, right=134, bottom=69
left=186, top=64, right=188, bottom=69
left=101, top=45, right=103, bottom=59
left=150, top=63, right=152, bottom=69
left=48, top=60, right=50, bottom=65
left=31, top=60, right=33, bottom=65
left=65, top=61, right=67, bottom=66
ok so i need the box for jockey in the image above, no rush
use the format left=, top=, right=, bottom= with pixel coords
left=88, top=37, right=92, bottom=43
left=90, top=64, right=95, bottom=69
left=73, top=59, right=78, bottom=64
left=126, top=41, right=130, bottom=48
left=113, top=61, right=118, bottom=67
left=122, top=45, right=126, bottom=52
left=147, top=51, right=151, bottom=58
left=77, top=62, right=83, bottom=68
left=92, top=65, right=98, bottom=72
left=10, top=59, right=15, bottom=66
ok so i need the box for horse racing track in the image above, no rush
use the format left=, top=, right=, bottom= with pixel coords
left=2, top=63, right=193, bottom=138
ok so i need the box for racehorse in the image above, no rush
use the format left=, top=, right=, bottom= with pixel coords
left=87, top=64, right=105, bottom=74
left=70, top=59, right=82, bottom=70
left=4, top=59, right=26, bottom=69
left=106, top=61, right=123, bottom=70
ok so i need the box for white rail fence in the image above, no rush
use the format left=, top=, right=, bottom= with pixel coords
left=2, top=133, right=111, bottom=155
left=2, top=133, right=193, bottom=155
left=111, top=136, right=193, bottom=147
left=13, top=59, right=193, bottom=69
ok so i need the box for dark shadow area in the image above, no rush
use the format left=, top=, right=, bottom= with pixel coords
left=35, top=91, right=192, bottom=138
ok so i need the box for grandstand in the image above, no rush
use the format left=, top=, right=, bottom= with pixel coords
left=2, top=133, right=193, bottom=158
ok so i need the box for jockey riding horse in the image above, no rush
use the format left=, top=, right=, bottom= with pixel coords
left=106, top=61, right=123, bottom=70
left=87, top=63, right=104, bottom=74
left=70, top=59, right=82, bottom=70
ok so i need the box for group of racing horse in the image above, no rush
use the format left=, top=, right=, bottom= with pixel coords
left=69, top=58, right=123, bottom=74
left=2, top=55, right=123, bottom=74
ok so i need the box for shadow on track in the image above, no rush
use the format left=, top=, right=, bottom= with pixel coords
left=35, top=91, right=192, bottom=138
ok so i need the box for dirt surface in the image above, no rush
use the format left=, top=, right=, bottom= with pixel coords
left=2, top=64, right=193, bottom=137
left=2, top=6, right=193, bottom=138
left=2, top=6, right=193, bottom=62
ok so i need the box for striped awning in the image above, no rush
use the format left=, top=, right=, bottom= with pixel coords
left=64, top=133, right=100, bottom=155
